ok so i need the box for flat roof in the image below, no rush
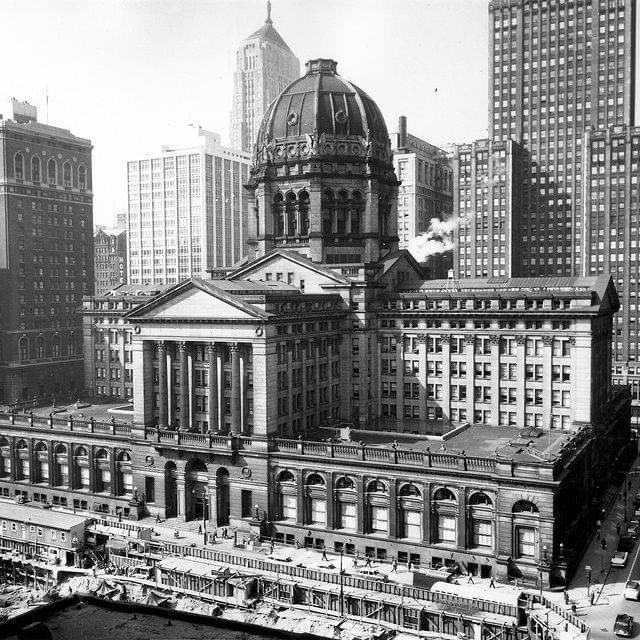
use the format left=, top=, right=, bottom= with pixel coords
left=0, top=503, right=89, bottom=529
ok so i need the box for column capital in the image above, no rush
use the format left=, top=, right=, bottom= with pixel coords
left=515, top=335, right=527, bottom=346
left=155, top=340, right=167, bottom=352
left=229, top=342, right=240, bottom=353
left=417, top=333, right=428, bottom=344
left=464, top=335, right=476, bottom=345
left=206, top=342, right=218, bottom=354
left=569, top=336, right=576, bottom=346
left=440, top=334, right=450, bottom=345
left=542, top=335, right=553, bottom=346
left=489, top=334, right=501, bottom=346
left=178, top=341, right=188, bottom=352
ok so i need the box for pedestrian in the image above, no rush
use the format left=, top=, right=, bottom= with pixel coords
left=198, top=524, right=202, bottom=535
left=490, top=577, right=496, bottom=589
left=270, top=539, right=275, bottom=553
left=222, top=527, right=228, bottom=540
left=563, top=589, right=569, bottom=605
left=352, top=555, right=358, bottom=568
left=212, top=530, right=217, bottom=543
left=617, top=522, right=621, bottom=536
left=365, top=554, right=372, bottom=568
left=467, top=574, right=474, bottom=584
left=513, top=577, right=519, bottom=589
left=155, top=514, right=160, bottom=524
left=322, top=549, right=328, bottom=561
left=391, top=558, right=398, bottom=573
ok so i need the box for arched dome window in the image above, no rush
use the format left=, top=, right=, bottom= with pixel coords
left=305, top=473, right=325, bottom=486
left=31, top=156, right=41, bottom=183
left=94, top=448, right=111, bottom=493
left=285, top=192, right=297, bottom=237
left=116, top=450, right=133, bottom=495
left=350, top=191, right=362, bottom=234
left=400, top=483, right=422, bottom=498
left=469, top=492, right=493, bottom=507
left=272, top=193, right=285, bottom=237
left=18, top=336, right=28, bottom=361
left=336, top=191, right=349, bottom=235
left=14, top=153, right=24, bottom=180
left=336, top=476, right=355, bottom=490
left=36, top=335, right=45, bottom=359
left=47, top=158, right=57, bottom=185
left=78, top=164, right=87, bottom=190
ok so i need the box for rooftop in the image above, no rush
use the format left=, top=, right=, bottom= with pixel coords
left=0, top=502, right=90, bottom=529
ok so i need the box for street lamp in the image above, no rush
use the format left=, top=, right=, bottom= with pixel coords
left=585, top=565, right=592, bottom=598
left=600, top=537, right=608, bottom=572
left=538, top=545, right=548, bottom=598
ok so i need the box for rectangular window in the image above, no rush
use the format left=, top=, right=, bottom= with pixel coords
left=311, top=497, right=327, bottom=525
left=282, top=494, right=297, bottom=520
left=403, top=510, right=421, bottom=540
left=437, top=514, right=456, bottom=543
left=371, top=505, right=388, bottom=534
left=339, top=502, right=356, bottom=530
left=472, top=519, right=492, bottom=547
left=516, top=526, right=536, bottom=558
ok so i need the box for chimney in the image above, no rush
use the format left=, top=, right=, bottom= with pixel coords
left=398, top=115, right=407, bottom=150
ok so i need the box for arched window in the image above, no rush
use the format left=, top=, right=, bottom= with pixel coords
left=78, top=164, right=87, bottom=190
left=277, top=470, right=297, bottom=520
left=299, top=190, right=310, bottom=236
left=272, top=193, right=285, bottom=237
left=469, top=493, right=494, bottom=549
left=434, top=488, right=456, bottom=502
left=512, top=500, right=539, bottom=559
left=63, top=161, right=72, bottom=188
left=366, top=480, right=389, bottom=534
left=336, top=191, right=349, bottom=234
left=14, top=153, right=24, bottom=180
left=305, top=473, right=326, bottom=525
left=285, top=192, right=297, bottom=237
left=18, top=336, right=28, bottom=361
left=433, top=487, right=457, bottom=545
left=74, top=446, right=89, bottom=490
left=31, top=156, right=41, bottom=183
left=512, top=500, right=538, bottom=514
left=52, top=334, right=60, bottom=357
left=36, top=336, right=45, bottom=359
left=34, top=442, right=49, bottom=483
left=350, top=191, right=362, bottom=234
left=399, top=483, right=422, bottom=540
left=54, top=444, right=69, bottom=486
left=47, top=158, right=57, bottom=185
left=94, top=448, right=111, bottom=493
left=335, top=476, right=356, bottom=530
left=116, top=450, right=133, bottom=495
left=0, top=437, right=10, bottom=478
left=321, top=190, right=334, bottom=234
left=16, top=440, right=30, bottom=481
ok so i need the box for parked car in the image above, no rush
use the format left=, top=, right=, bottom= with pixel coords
left=624, top=580, right=640, bottom=601
left=612, top=551, right=629, bottom=568
left=614, top=613, right=634, bottom=637
left=626, top=520, right=640, bottom=539
left=619, top=534, right=635, bottom=552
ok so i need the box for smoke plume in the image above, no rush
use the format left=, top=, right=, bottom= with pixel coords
left=408, top=217, right=458, bottom=263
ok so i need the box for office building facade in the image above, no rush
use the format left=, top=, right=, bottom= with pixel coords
left=126, top=128, right=251, bottom=285
left=0, top=100, right=93, bottom=404
left=94, top=227, right=127, bottom=295
left=230, top=2, right=300, bottom=153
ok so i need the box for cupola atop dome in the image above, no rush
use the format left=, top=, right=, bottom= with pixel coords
left=254, top=58, right=393, bottom=171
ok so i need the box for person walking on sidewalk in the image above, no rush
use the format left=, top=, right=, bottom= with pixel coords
left=490, top=577, right=496, bottom=589
left=391, top=558, right=398, bottom=573
left=564, top=589, right=570, bottom=605
left=321, top=549, right=328, bottom=561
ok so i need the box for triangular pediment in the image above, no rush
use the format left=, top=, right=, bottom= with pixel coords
left=126, top=281, right=266, bottom=322
left=230, top=250, right=350, bottom=293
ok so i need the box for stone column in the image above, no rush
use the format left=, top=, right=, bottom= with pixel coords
left=356, top=476, right=365, bottom=535
left=516, top=335, right=527, bottom=425
left=157, top=342, right=168, bottom=429
left=27, top=439, right=35, bottom=484
left=417, top=334, right=428, bottom=423
left=230, top=343, right=241, bottom=435
left=388, top=481, right=397, bottom=539
left=441, top=335, right=451, bottom=421
left=465, top=336, right=476, bottom=421
left=252, top=341, right=277, bottom=436
left=422, top=482, right=431, bottom=545
left=66, top=443, right=74, bottom=490
left=9, top=436, right=17, bottom=482
left=207, top=343, right=219, bottom=432
left=543, top=336, right=553, bottom=428
left=242, top=345, right=250, bottom=433
left=48, top=445, right=55, bottom=487
left=178, top=342, right=188, bottom=430
left=88, top=446, right=96, bottom=493
left=110, top=451, right=117, bottom=497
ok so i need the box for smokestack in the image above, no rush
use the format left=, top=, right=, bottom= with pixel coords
left=398, top=115, right=407, bottom=150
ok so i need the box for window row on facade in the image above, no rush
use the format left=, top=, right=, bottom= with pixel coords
left=13, top=153, right=88, bottom=190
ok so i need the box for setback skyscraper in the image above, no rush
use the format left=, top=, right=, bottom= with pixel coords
left=230, top=1, right=300, bottom=153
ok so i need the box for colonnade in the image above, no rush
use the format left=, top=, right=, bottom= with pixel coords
left=154, top=340, right=251, bottom=434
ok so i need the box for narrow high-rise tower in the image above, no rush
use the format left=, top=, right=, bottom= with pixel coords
left=230, top=1, right=300, bottom=153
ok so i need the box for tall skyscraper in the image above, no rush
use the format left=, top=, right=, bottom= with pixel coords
left=230, top=1, right=300, bottom=153
left=0, top=100, right=93, bottom=404
left=489, top=0, right=635, bottom=278
left=94, top=227, right=127, bottom=295
left=126, top=127, right=251, bottom=285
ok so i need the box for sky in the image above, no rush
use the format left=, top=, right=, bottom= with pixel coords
left=0, top=0, right=590, bottom=227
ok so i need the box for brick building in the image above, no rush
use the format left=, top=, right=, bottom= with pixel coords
left=0, top=99, right=93, bottom=404
left=94, top=227, right=127, bottom=295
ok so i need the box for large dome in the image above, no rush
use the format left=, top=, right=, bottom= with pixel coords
left=253, top=59, right=392, bottom=171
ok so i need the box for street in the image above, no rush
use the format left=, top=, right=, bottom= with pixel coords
left=554, top=451, right=640, bottom=639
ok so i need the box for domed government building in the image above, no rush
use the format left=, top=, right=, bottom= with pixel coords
left=1, top=60, right=631, bottom=591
